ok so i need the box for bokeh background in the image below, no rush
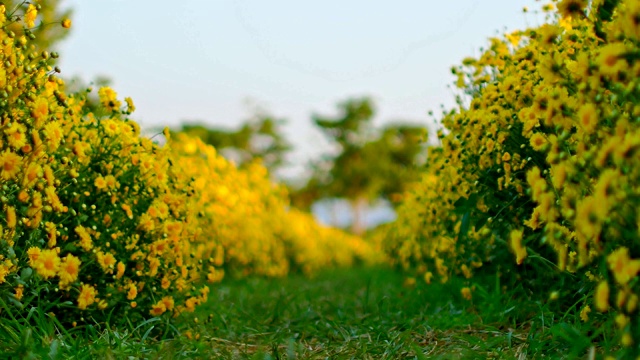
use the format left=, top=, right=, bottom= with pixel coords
left=57, top=0, right=541, bottom=228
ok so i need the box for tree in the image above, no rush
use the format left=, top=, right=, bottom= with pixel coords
left=293, top=97, right=426, bottom=235
left=179, top=111, right=291, bottom=175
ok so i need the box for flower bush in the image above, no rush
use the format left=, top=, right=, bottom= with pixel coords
left=0, top=4, right=376, bottom=326
left=382, top=0, right=640, bottom=354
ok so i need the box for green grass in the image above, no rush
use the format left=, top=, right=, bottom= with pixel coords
left=0, top=266, right=610, bottom=359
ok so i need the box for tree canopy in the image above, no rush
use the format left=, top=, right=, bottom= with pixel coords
left=291, top=97, right=427, bottom=234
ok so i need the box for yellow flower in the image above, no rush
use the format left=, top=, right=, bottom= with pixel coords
left=627, top=294, right=638, bottom=313
left=576, top=103, right=598, bottom=134
left=6, top=206, right=16, bottom=228
left=61, top=18, right=72, bottom=29
left=594, top=281, right=610, bottom=312
left=27, top=247, right=41, bottom=266
left=22, top=162, right=42, bottom=188
left=461, top=287, right=472, bottom=300
left=98, top=87, right=121, bottom=111
left=45, top=222, right=57, bottom=248
left=96, top=251, right=116, bottom=274
left=43, top=121, right=63, bottom=151
left=58, top=254, right=81, bottom=289
left=0, top=264, right=9, bottom=284
left=77, top=284, right=97, bottom=310
left=138, top=213, right=155, bottom=232
left=607, top=247, right=640, bottom=285
left=575, top=196, right=605, bottom=243
left=74, top=226, right=93, bottom=252
left=121, top=204, right=133, bottom=219
left=557, top=0, right=587, bottom=18
left=127, top=283, right=137, bottom=300
left=509, top=229, right=527, bottom=265
left=33, top=249, right=60, bottom=279
left=423, top=271, right=433, bottom=284
left=31, top=97, right=49, bottom=127
left=185, top=297, right=199, bottom=312
left=102, top=119, right=121, bottom=136
left=148, top=301, right=166, bottom=316
left=529, top=133, right=547, bottom=151
left=94, top=176, right=107, bottom=190
left=579, top=305, right=591, bottom=322
left=116, top=262, right=125, bottom=279
left=161, top=296, right=175, bottom=311
left=621, top=1, right=640, bottom=40
left=97, top=299, right=108, bottom=310
left=161, top=277, right=171, bottom=290
left=105, top=175, right=118, bottom=189
left=596, top=43, right=628, bottom=78
left=125, top=97, right=136, bottom=113
left=0, top=150, right=22, bottom=180
left=6, top=124, right=27, bottom=150
left=24, top=4, right=37, bottom=28
left=616, top=314, right=629, bottom=329
left=45, top=186, right=64, bottom=212
left=14, top=285, right=23, bottom=300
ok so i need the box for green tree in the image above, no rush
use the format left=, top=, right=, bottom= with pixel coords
left=293, top=97, right=426, bottom=235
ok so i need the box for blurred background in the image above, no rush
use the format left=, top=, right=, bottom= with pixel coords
left=40, top=0, right=541, bottom=232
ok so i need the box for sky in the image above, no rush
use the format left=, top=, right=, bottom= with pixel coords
left=57, top=0, right=543, bottom=181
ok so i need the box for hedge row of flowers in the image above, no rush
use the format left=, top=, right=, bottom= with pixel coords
left=382, top=0, right=640, bottom=355
left=0, top=5, right=376, bottom=326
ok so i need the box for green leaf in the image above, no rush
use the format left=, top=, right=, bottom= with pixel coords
left=20, top=268, right=33, bottom=282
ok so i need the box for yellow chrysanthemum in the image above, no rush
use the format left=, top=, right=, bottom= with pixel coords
left=0, top=264, right=9, bottom=284
left=116, top=262, right=126, bottom=279
left=96, top=251, right=116, bottom=274
left=6, top=124, right=27, bottom=150
left=594, top=281, right=610, bottom=312
left=577, top=103, right=598, bottom=134
left=31, top=97, right=49, bottom=127
left=22, top=162, right=42, bottom=188
left=0, top=150, right=22, bottom=180
left=150, top=301, right=167, bottom=316
left=461, top=287, right=472, bottom=300
left=126, top=283, right=137, bottom=300
left=6, top=206, right=16, bottom=228
left=596, top=43, right=629, bottom=78
left=24, top=4, right=37, bottom=28
left=98, top=87, right=121, bottom=111
left=58, top=254, right=81, bottom=288
left=42, top=121, right=63, bottom=150
left=557, top=0, right=587, bottom=18
left=607, top=247, right=640, bottom=285
left=580, top=305, right=591, bottom=322
left=74, top=226, right=93, bottom=252
left=509, top=229, right=527, bottom=265
left=77, top=284, right=97, bottom=310
left=33, top=249, right=60, bottom=279
left=94, top=176, right=107, bottom=190
left=529, top=133, right=548, bottom=151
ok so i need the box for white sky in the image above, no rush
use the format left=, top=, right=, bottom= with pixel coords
left=58, top=0, right=542, bottom=179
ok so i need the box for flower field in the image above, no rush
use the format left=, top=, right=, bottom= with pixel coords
left=3, top=0, right=640, bottom=358
left=382, top=0, right=640, bottom=357
left=0, top=3, right=376, bottom=333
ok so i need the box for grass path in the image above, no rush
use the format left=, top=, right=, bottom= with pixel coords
left=172, top=266, right=547, bottom=359
left=7, top=266, right=587, bottom=359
